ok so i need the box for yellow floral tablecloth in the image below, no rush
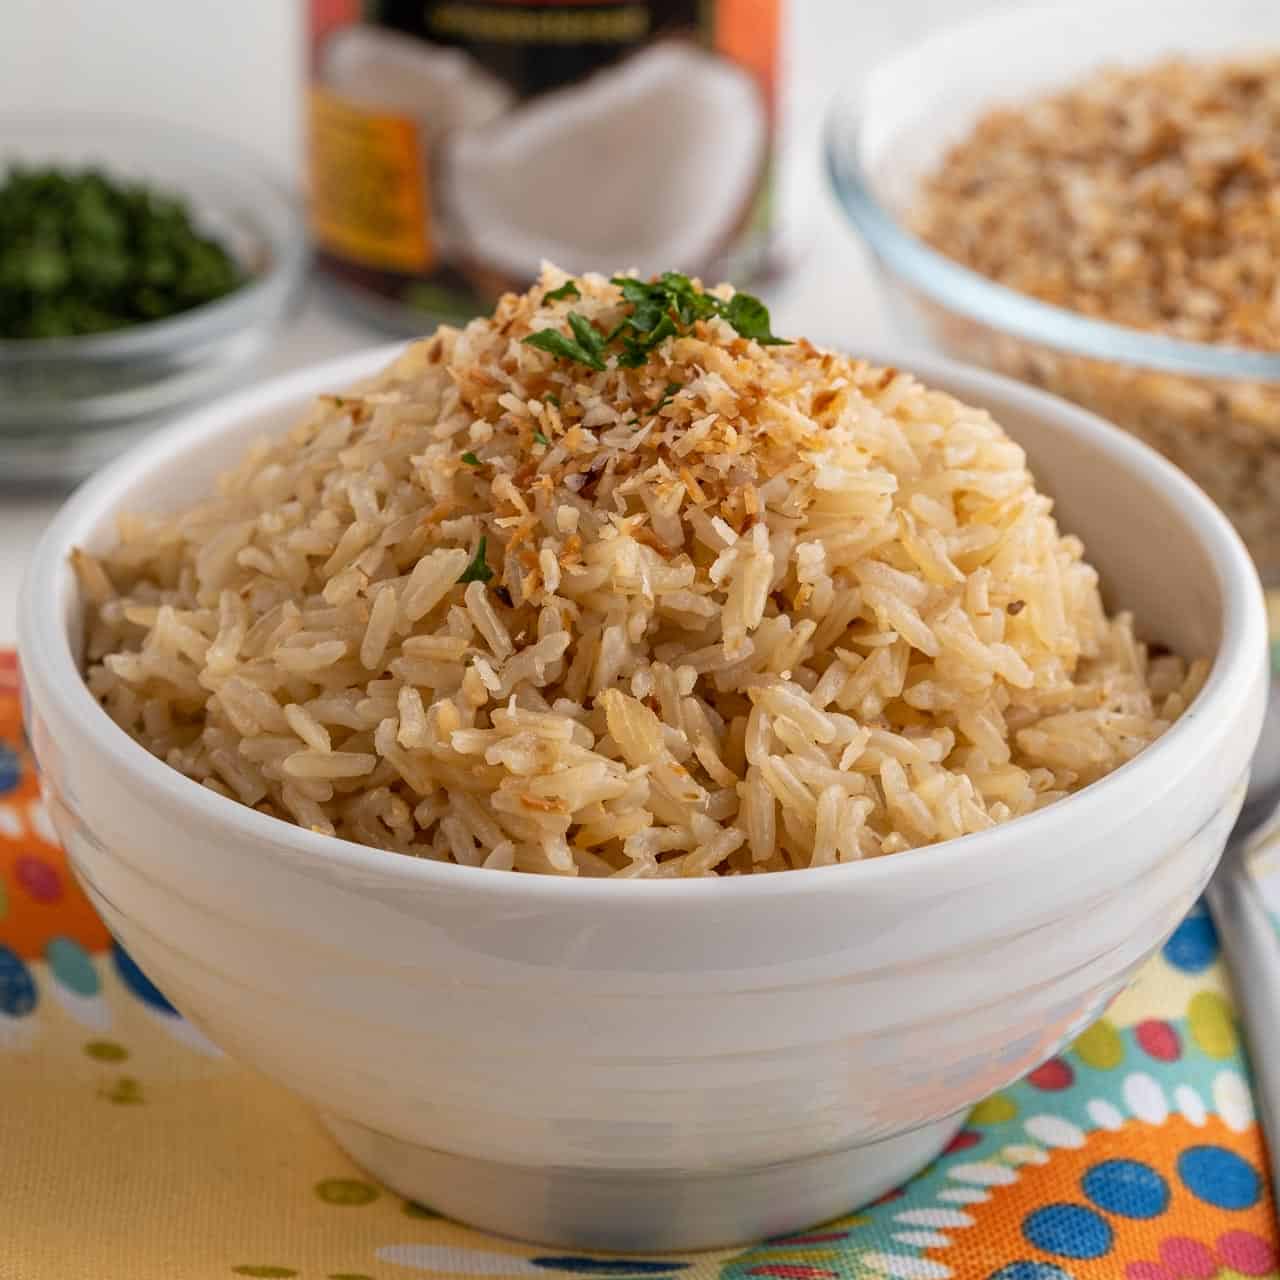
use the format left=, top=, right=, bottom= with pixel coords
left=2, top=645, right=1278, bottom=1280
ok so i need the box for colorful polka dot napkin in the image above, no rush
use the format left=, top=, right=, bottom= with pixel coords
left=1, top=642, right=1277, bottom=1280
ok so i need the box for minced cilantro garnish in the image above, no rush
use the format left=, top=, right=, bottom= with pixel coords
left=544, top=279, right=580, bottom=302
left=523, top=322, right=605, bottom=372
left=459, top=536, right=495, bottom=584
left=521, top=271, right=788, bottom=373
left=0, top=166, right=242, bottom=339
left=533, top=430, right=550, bottom=446
left=656, top=381, right=682, bottom=411
left=461, top=451, right=481, bottom=466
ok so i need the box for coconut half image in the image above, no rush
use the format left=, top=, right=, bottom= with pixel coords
left=439, top=42, right=768, bottom=284
left=320, top=25, right=514, bottom=137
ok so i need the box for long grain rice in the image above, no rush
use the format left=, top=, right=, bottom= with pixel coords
left=76, top=266, right=1206, bottom=875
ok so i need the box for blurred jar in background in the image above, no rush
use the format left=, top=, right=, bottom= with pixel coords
left=308, top=0, right=787, bottom=332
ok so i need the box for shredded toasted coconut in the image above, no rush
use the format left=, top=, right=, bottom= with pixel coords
left=77, top=265, right=1204, bottom=875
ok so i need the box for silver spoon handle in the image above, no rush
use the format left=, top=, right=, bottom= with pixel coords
left=1204, top=854, right=1280, bottom=1199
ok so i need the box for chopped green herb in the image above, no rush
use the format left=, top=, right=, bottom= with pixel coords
left=533, top=430, right=550, bottom=446
left=656, top=381, right=683, bottom=411
left=522, top=326, right=605, bottom=372
left=460, top=451, right=481, bottom=466
left=657, top=271, right=721, bottom=325
left=523, top=273, right=788, bottom=375
left=609, top=271, right=788, bottom=364
left=544, top=279, right=580, bottom=302
left=0, top=165, right=243, bottom=339
left=567, top=311, right=606, bottom=362
left=723, top=292, right=788, bottom=345
left=459, top=536, right=494, bottom=584
left=544, top=393, right=561, bottom=407
left=617, top=312, right=676, bottom=367
left=603, top=316, right=632, bottom=344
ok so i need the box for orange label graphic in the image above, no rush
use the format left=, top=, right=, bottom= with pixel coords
left=308, top=87, right=434, bottom=273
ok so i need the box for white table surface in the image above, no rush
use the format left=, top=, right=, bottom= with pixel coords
left=0, top=0, right=1001, bottom=649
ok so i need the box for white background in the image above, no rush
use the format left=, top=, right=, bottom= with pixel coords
left=0, top=0, right=1007, bottom=644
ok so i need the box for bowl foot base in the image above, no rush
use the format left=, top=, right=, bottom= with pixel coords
left=319, top=1111, right=965, bottom=1251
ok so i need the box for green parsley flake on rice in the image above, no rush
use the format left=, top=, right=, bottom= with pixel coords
left=75, top=265, right=1206, bottom=876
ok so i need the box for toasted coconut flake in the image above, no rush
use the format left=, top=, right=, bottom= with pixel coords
left=81, top=264, right=1195, bottom=875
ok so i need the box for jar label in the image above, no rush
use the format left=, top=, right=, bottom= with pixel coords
left=308, top=87, right=434, bottom=273
left=308, top=0, right=782, bottom=325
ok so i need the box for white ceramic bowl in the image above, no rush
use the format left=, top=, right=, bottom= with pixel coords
left=18, top=346, right=1269, bottom=1251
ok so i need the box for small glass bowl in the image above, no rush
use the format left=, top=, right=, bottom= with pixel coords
left=826, top=0, right=1280, bottom=581
left=0, top=116, right=308, bottom=486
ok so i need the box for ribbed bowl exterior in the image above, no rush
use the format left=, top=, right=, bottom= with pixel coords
left=19, top=344, right=1268, bottom=1190
left=30, top=723, right=1249, bottom=1173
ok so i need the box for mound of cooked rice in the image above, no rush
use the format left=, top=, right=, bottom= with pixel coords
left=76, top=266, right=1206, bottom=876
